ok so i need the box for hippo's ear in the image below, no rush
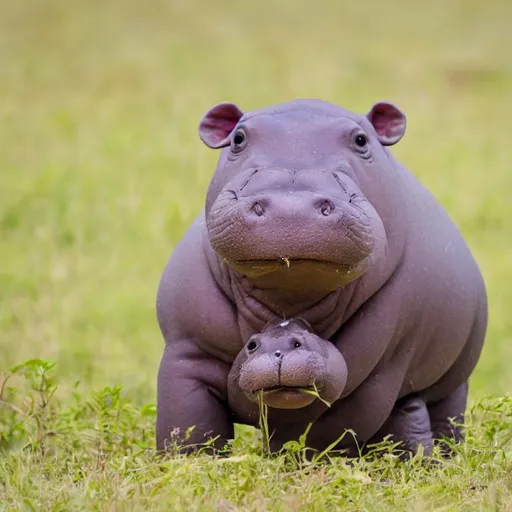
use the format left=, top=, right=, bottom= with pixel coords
left=366, top=102, right=406, bottom=146
left=291, top=318, right=314, bottom=333
left=198, top=102, right=244, bottom=149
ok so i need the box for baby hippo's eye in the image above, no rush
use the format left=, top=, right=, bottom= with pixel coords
left=246, top=339, right=259, bottom=353
left=355, top=134, right=368, bottom=147
left=232, top=129, right=247, bottom=151
left=291, top=338, right=302, bottom=348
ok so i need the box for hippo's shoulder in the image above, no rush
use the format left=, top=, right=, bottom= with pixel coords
left=156, top=216, right=243, bottom=361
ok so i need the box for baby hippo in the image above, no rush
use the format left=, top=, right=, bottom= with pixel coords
left=228, top=318, right=347, bottom=423
left=229, top=318, right=435, bottom=456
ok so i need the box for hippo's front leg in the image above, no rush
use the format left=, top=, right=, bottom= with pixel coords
left=426, top=382, right=468, bottom=457
left=156, top=340, right=233, bottom=453
left=365, top=395, right=433, bottom=457
left=366, top=383, right=468, bottom=458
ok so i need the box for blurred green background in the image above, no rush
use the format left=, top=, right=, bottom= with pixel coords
left=1, top=0, right=510, bottom=406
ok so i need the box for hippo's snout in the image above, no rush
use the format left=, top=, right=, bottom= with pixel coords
left=206, top=166, right=382, bottom=287
left=208, top=192, right=373, bottom=280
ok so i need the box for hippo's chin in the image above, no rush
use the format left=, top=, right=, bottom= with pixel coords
left=225, top=257, right=369, bottom=289
left=252, top=386, right=318, bottom=410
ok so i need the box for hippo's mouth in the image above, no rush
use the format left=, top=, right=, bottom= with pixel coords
left=236, top=258, right=354, bottom=269
left=225, top=257, right=369, bottom=281
left=249, top=385, right=321, bottom=410
left=253, top=385, right=316, bottom=394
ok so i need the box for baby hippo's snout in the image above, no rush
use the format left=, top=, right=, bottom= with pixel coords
left=230, top=319, right=348, bottom=410
left=239, top=334, right=325, bottom=410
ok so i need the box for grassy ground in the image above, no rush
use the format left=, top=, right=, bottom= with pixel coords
left=1, top=0, right=511, bottom=509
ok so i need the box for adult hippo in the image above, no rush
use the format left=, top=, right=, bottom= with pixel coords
left=156, top=98, right=487, bottom=456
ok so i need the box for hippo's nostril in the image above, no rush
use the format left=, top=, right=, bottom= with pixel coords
left=252, top=202, right=264, bottom=217
left=247, top=340, right=259, bottom=353
left=274, top=350, right=282, bottom=358
left=319, top=199, right=335, bottom=216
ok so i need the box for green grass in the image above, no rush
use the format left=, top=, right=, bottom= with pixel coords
left=1, top=0, right=511, bottom=509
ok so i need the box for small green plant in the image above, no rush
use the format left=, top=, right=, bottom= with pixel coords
left=0, top=359, right=58, bottom=451
left=297, top=382, right=333, bottom=408
left=0, top=359, right=156, bottom=457
left=257, top=391, right=272, bottom=455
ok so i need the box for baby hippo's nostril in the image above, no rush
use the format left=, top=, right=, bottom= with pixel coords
left=274, top=350, right=282, bottom=358
left=318, top=199, right=335, bottom=217
left=251, top=201, right=265, bottom=217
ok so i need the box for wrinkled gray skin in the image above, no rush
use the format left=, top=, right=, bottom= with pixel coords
left=156, top=98, right=487, bottom=456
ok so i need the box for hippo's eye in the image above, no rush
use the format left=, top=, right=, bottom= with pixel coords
left=247, top=340, right=259, bottom=353
left=355, top=134, right=368, bottom=147
left=232, top=129, right=246, bottom=151
left=291, top=338, right=302, bottom=349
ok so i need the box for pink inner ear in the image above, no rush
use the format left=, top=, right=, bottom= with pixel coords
left=205, top=108, right=241, bottom=138
left=368, top=103, right=405, bottom=139
left=199, top=103, right=244, bottom=148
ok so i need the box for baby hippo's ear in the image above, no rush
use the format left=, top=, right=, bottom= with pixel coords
left=366, top=102, right=406, bottom=146
left=198, top=102, right=244, bottom=149
left=290, top=318, right=314, bottom=333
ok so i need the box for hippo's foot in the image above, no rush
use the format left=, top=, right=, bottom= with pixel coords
left=156, top=344, right=234, bottom=456
left=364, top=395, right=433, bottom=460
left=364, top=383, right=468, bottom=460
left=428, top=382, right=467, bottom=456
